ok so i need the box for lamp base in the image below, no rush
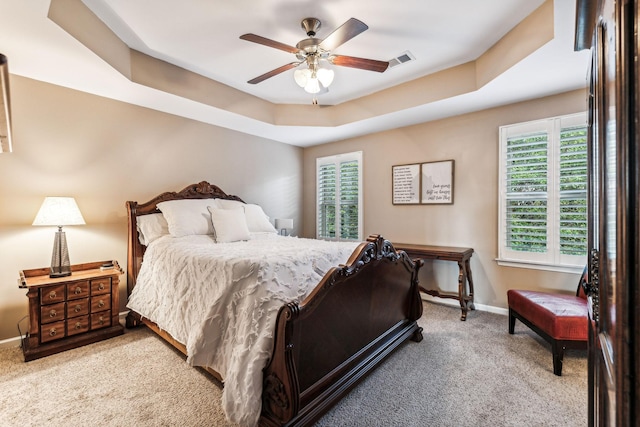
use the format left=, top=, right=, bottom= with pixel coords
left=49, top=269, right=72, bottom=278
left=50, top=228, right=72, bottom=278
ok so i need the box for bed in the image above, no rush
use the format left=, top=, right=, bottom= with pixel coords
left=125, top=181, right=424, bottom=427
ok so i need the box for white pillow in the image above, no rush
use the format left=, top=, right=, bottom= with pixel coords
left=243, top=204, right=277, bottom=233
left=207, top=206, right=250, bottom=243
left=214, top=199, right=244, bottom=210
left=216, top=199, right=277, bottom=234
left=136, top=213, right=169, bottom=245
left=156, top=199, right=216, bottom=237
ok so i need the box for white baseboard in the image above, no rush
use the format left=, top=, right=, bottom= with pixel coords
left=421, top=294, right=508, bottom=316
left=0, top=335, right=21, bottom=350
left=0, top=311, right=131, bottom=350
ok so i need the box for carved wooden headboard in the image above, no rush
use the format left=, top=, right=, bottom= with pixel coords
left=125, top=181, right=245, bottom=296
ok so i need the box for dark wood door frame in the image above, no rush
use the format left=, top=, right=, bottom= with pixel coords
left=575, top=0, right=639, bottom=425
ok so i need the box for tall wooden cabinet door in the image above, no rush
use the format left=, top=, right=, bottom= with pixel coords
left=586, top=0, right=638, bottom=425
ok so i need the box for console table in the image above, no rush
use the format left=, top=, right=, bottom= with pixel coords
left=394, top=244, right=475, bottom=320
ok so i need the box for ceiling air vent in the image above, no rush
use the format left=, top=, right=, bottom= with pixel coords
left=388, top=51, right=415, bottom=69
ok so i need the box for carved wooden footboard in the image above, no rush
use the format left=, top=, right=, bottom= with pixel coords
left=125, top=182, right=423, bottom=427
left=261, top=235, right=423, bottom=427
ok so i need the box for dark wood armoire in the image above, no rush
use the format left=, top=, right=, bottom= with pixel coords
left=575, top=0, right=639, bottom=425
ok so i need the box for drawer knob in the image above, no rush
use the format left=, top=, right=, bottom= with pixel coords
left=98, top=300, right=105, bottom=308
left=49, top=291, right=57, bottom=299
left=75, top=322, right=82, bottom=330
left=49, top=328, right=57, bottom=337
left=74, top=287, right=82, bottom=295
left=98, top=283, right=105, bottom=291
left=74, top=304, right=82, bottom=313
left=49, top=309, right=57, bottom=318
left=98, top=316, right=105, bottom=325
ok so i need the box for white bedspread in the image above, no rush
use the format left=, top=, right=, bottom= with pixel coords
left=126, top=233, right=359, bottom=426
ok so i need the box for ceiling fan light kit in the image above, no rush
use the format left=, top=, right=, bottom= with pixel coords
left=240, top=17, right=390, bottom=99
left=294, top=65, right=334, bottom=94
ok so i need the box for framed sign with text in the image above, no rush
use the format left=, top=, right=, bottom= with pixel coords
left=392, top=164, right=420, bottom=204
left=421, top=160, right=454, bottom=204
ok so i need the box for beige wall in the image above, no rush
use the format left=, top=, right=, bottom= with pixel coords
left=0, top=76, right=303, bottom=342
left=302, top=89, right=588, bottom=312
left=0, top=75, right=587, bottom=342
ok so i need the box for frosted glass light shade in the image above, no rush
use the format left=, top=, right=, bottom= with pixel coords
left=33, top=197, right=86, bottom=226
left=316, top=68, right=334, bottom=87
left=294, top=69, right=311, bottom=87
left=304, top=78, right=320, bottom=94
left=294, top=67, right=333, bottom=94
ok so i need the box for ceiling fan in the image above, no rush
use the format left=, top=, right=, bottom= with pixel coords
left=239, top=17, right=389, bottom=94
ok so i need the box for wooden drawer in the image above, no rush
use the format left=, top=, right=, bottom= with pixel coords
left=67, top=281, right=89, bottom=300
left=40, top=302, right=66, bottom=324
left=91, top=295, right=111, bottom=313
left=40, top=284, right=65, bottom=305
left=91, top=278, right=111, bottom=295
left=40, top=320, right=65, bottom=343
left=67, top=315, right=90, bottom=336
left=67, top=298, right=89, bottom=317
left=90, top=311, right=111, bottom=330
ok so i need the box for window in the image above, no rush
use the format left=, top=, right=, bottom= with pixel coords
left=316, top=151, right=363, bottom=241
left=498, top=113, right=587, bottom=271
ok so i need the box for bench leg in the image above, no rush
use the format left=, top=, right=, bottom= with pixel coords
left=551, top=340, right=564, bottom=376
left=508, top=308, right=516, bottom=334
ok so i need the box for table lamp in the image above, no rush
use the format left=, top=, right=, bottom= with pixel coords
left=275, top=218, right=293, bottom=236
left=32, top=197, right=85, bottom=278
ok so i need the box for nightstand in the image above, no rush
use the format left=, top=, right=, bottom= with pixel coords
left=19, top=260, right=124, bottom=361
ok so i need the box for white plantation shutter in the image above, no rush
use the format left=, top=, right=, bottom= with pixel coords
left=499, top=113, right=587, bottom=271
left=558, top=125, right=588, bottom=257
left=316, top=152, right=362, bottom=241
left=317, top=163, right=336, bottom=238
left=339, top=160, right=360, bottom=239
left=504, top=130, right=549, bottom=254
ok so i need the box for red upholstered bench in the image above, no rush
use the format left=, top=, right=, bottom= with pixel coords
left=507, top=272, right=588, bottom=376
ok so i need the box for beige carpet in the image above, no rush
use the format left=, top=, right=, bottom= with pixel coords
left=0, top=302, right=587, bottom=426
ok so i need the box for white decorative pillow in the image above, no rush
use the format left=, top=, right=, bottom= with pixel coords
left=216, top=199, right=277, bottom=234
left=136, top=213, right=169, bottom=245
left=207, top=206, right=250, bottom=243
left=156, top=199, right=216, bottom=237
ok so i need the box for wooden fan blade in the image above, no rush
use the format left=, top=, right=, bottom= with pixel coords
left=240, top=34, right=300, bottom=54
left=330, top=55, right=389, bottom=72
left=247, top=62, right=301, bottom=84
left=319, top=18, right=368, bottom=51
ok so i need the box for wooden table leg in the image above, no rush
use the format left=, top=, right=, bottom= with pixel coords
left=456, top=260, right=469, bottom=320
left=465, top=257, right=475, bottom=311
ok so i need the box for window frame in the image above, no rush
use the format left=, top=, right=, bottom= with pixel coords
left=498, top=113, right=587, bottom=273
left=316, top=151, right=363, bottom=241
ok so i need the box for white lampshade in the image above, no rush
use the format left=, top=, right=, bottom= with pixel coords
left=275, top=218, right=293, bottom=230
left=33, top=197, right=85, bottom=226
left=275, top=218, right=293, bottom=236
